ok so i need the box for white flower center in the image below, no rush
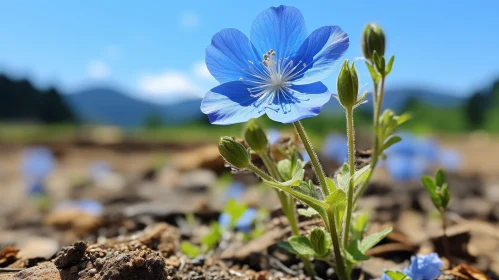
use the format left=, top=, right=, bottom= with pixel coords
left=240, top=49, right=309, bottom=112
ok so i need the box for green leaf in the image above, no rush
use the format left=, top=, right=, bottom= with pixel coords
left=351, top=211, right=370, bottom=241
left=385, top=270, right=411, bottom=280
left=277, top=159, right=293, bottom=181
left=396, top=112, right=412, bottom=125
left=180, top=241, right=201, bottom=258
left=293, top=181, right=321, bottom=199
left=381, top=136, right=402, bottom=153
left=298, top=207, right=319, bottom=217
left=435, top=169, right=447, bottom=187
left=353, top=165, right=371, bottom=186
left=365, top=61, right=380, bottom=83
left=421, top=175, right=435, bottom=190
left=335, top=163, right=351, bottom=192
left=385, top=55, right=395, bottom=75
left=200, top=222, right=222, bottom=251
left=345, top=241, right=370, bottom=263
left=326, top=177, right=337, bottom=193
left=224, top=199, right=248, bottom=229
left=325, top=189, right=347, bottom=230
left=359, top=227, right=392, bottom=253
left=421, top=175, right=441, bottom=208
left=373, top=51, right=384, bottom=75
left=278, top=236, right=316, bottom=257
left=439, top=184, right=450, bottom=209
left=310, top=228, right=332, bottom=258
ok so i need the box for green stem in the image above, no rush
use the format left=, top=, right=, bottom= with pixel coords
left=257, top=152, right=315, bottom=277
left=343, top=107, right=355, bottom=248
left=260, top=152, right=281, bottom=180
left=293, top=121, right=329, bottom=197
left=441, top=209, right=452, bottom=267
left=327, top=209, right=350, bottom=280
left=353, top=76, right=385, bottom=204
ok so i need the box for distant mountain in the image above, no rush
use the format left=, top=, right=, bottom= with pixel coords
left=65, top=88, right=203, bottom=126
left=65, top=86, right=466, bottom=127
left=323, top=87, right=466, bottom=113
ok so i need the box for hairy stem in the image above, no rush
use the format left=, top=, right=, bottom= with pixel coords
left=353, top=76, right=386, bottom=203
left=258, top=152, right=315, bottom=277
left=293, top=121, right=329, bottom=197
left=343, top=107, right=356, bottom=248
left=327, top=209, right=350, bottom=280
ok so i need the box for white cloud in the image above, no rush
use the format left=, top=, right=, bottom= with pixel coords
left=87, top=60, right=109, bottom=79
left=180, top=10, right=199, bottom=29
left=192, top=61, right=215, bottom=81
left=138, top=72, right=202, bottom=101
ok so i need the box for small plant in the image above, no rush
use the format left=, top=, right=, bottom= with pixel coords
left=202, top=5, right=408, bottom=279
left=422, top=169, right=452, bottom=263
left=180, top=198, right=260, bottom=258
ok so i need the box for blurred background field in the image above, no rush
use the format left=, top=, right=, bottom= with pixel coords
left=0, top=1, right=499, bottom=279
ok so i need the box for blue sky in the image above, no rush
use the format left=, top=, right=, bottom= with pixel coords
left=1, top=1, right=498, bottom=104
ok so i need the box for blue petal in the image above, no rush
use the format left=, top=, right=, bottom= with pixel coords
left=292, top=26, right=349, bottom=85
left=201, top=81, right=264, bottom=125
left=250, top=6, right=308, bottom=59
left=206, top=28, right=262, bottom=84
left=265, top=82, right=330, bottom=123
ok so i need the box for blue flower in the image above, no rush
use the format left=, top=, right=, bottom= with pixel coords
left=56, top=199, right=104, bottom=216
left=201, top=6, right=349, bottom=125
left=322, top=133, right=348, bottom=164
left=385, top=155, right=427, bottom=182
left=224, top=181, right=245, bottom=200
left=403, top=253, right=443, bottom=280
left=219, top=208, right=258, bottom=233
left=21, top=147, right=55, bottom=180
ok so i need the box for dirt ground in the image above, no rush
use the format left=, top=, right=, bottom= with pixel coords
left=0, top=134, right=498, bottom=279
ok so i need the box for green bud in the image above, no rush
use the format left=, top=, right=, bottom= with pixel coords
left=362, top=23, right=386, bottom=61
left=337, top=60, right=359, bottom=108
left=243, top=120, right=268, bottom=153
left=218, top=136, right=250, bottom=169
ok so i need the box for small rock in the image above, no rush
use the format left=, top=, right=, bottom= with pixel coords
left=14, top=262, right=61, bottom=280
left=54, top=241, right=87, bottom=268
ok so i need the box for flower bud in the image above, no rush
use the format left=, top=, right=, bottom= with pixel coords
left=362, top=23, right=385, bottom=61
left=337, top=60, right=359, bottom=108
left=244, top=120, right=268, bottom=153
left=218, top=136, right=250, bottom=169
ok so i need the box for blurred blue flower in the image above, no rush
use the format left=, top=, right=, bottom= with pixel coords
left=267, top=128, right=281, bottom=145
left=223, top=181, right=245, bottom=201
left=300, top=150, right=311, bottom=163
left=438, top=149, right=461, bottom=171
left=322, top=133, right=348, bottom=164
left=21, top=147, right=55, bottom=180
left=384, top=133, right=461, bottom=182
left=219, top=208, right=258, bottom=233
left=403, top=253, right=443, bottom=280
left=201, top=5, right=349, bottom=124
left=21, top=147, right=55, bottom=195
left=89, top=161, right=111, bottom=181
left=385, top=155, right=427, bottom=182
left=56, top=199, right=104, bottom=216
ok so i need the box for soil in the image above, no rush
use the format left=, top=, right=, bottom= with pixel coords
left=0, top=136, right=498, bottom=280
